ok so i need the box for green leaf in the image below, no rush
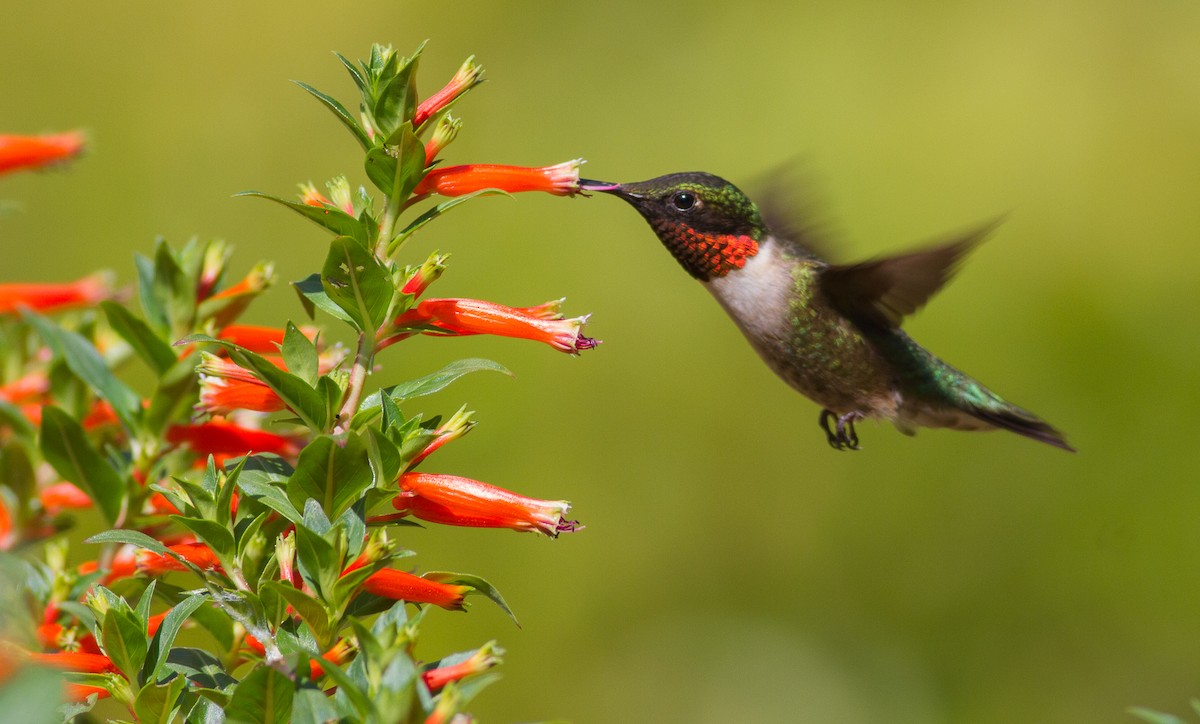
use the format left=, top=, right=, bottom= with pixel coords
left=293, top=523, right=337, bottom=600
left=334, top=52, right=367, bottom=94
left=153, top=238, right=196, bottom=339
left=145, top=593, right=208, bottom=683
left=292, top=81, right=370, bottom=151
left=102, top=301, right=178, bottom=376
left=282, top=322, right=319, bottom=386
left=389, top=123, right=427, bottom=204
left=364, top=146, right=398, bottom=197
left=359, top=358, right=511, bottom=415
left=236, top=190, right=368, bottom=244
left=144, top=352, right=200, bottom=437
left=371, top=52, right=419, bottom=140
left=226, top=664, right=293, bottom=724
left=261, top=582, right=331, bottom=645
left=291, top=688, right=341, bottom=724
left=86, top=528, right=170, bottom=555
left=164, top=647, right=236, bottom=691
left=388, top=190, right=508, bottom=255
left=321, top=235, right=393, bottom=334
left=426, top=571, right=519, bottom=626
left=287, top=432, right=373, bottom=521
left=26, top=312, right=143, bottom=433
left=292, top=273, right=354, bottom=323
left=40, top=406, right=127, bottom=525
left=101, top=604, right=149, bottom=681
left=135, top=579, right=158, bottom=629
left=133, top=675, right=186, bottom=724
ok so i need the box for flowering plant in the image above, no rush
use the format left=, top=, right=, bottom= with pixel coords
left=0, top=43, right=592, bottom=723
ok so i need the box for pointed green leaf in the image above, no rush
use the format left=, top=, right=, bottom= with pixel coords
left=334, top=52, right=367, bottom=94
left=86, top=528, right=170, bottom=554
left=287, top=432, right=373, bottom=520
left=426, top=571, right=519, bottom=626
left=153, top=239, right=195, bottom=339
left=390, top=123, right=427, bottom=204
left=145, top=593, right=208, bottom=683
left=102, top=301, right=178, bottom=376
left=293, top=523, right=337, bottom=599
left=133, top=675, right=186, bottom=724
left=236, top=190, right=368, bottom=244
left=261, top=582, right=331, bottom=644
left=171, top=517, right=235, bottom=561
left=101, top=604, right=149, bottom=681
left=321, top=236, right=393, bottom=334
left=0, top=399, right=36, bottom=441
left=364, top=146, right=398, bottom=197
left=292, top=273, right=354, bottom=323
left=226, top=664, right=293, bottom=724
left=40, top=406, right=126, bottom=525
left=292, top=81, right=370, bottom=151
left=358, top=358, right=511, bottom=415
left=282, top=322, right=319, bottom=386
left=371, top=53, right=419, bottom=139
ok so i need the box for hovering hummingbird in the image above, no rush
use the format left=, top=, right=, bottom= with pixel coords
left=579, top=172, right=1072, bottom=451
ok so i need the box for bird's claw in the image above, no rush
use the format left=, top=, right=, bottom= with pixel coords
left=819, top=409, right=863, bottom=451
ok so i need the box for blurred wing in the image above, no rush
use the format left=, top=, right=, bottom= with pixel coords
left=749, top=160, right=838, bottom=260
left=819, top=218, right=1002, bottom=328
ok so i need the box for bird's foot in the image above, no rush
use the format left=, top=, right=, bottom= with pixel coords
left=819, top=409, right=864, bottom=451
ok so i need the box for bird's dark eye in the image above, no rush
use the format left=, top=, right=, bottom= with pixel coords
left=671, top=191, right=698, bottom=212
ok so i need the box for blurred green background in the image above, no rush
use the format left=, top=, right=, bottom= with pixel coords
left=4, top=2, right=1200, bottom=722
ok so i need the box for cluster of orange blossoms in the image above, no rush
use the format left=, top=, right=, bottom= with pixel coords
left=0, top=53, right=589, bottom=711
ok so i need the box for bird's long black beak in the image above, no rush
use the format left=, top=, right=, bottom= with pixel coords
left=579, top=178, right=623, bottom=194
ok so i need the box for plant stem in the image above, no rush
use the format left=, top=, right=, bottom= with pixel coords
left=335, top=331, right=375, bottom=433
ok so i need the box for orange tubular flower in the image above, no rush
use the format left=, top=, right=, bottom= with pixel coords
left=0, top=131, right=86, bottom=174
left=166, top=420, right=303, bottom=462
left=26, top=651, right=120, bottom=675
left=356, top=568, right=470, bottom=611
left=413, top=159, right=583, bottom=197
left=196, top=354, right=287, bottom=417
left=421, top=643, right=502, bottom=692
left=217, top=324, right=318, bottom=354
left=38, top=482, right=93, bottom=513
left=395, top=298, right=598, bottom=354
left=413, top=57, right=482, bottom=130
left=393, top=472, right=580, bottom=538
left=0, top=274, right=111, bottom=315
left=0, top=370, right=50, bottom=403
left=65, top=683, right=111, bottom=702
left=136, top=541, right=222, bottom=575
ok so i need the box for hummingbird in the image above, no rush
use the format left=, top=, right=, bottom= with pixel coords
left=579, top=172, right=1072, bottom=452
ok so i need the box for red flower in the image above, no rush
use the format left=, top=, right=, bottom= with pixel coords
left=166, top=420, right=303, bottom=462
left=0, top=131, right=86, bottom=174
left=0, top=369, right=50, bottom=404
left=26, top=651, right=120, bottom=675
left=421, top=642, right=502, bottom=692
left=395, top=298, right=598, bottom=354
left=393, top=472, right=580, bottom=537
left=137, top=541, right=222, bottom=575
left=356, top=568, right=470, bottom=611
left=422, top=116, right=461, bottom=166
left=0, top=274, right=111, bottom=315
left=38, top=482, right=93, bottom=513
left=413, top=57, right=483, bottom=130
left=196, top=353, right=287, bottom=417
left=413, top=160, right=583, bottom=197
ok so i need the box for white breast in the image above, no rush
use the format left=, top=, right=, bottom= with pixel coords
left=703, top=237, right=794, bottom=339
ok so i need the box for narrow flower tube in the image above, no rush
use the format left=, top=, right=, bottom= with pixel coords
left=395, top=298, right=599, bottom=354
left=0, top=131, right=86, bottom=174
left=136, top=541, right=222, bottom=575
left=407, top=407, right=475, bottom=469
left=26, top=651, right=120, bottom=675
left=393, top=472, right=580, bottom=537
left=357, top=568, right=470, bottom=611
left=422, top=642, right=502, bottom=692
left=196, top=353, right=287, bottom=417
left=413, top=160, right=583, bottom=197
left=166, top=420, right=303, bottom=461
left=38, top=482, right=93, bottom=513
left=0, top=370, right=50, bottom=403
left=423, top=115, right=462, bottom=166
left=401, top=253, right=449, bottom=298
left=0, top=274, right=112, bottom=315
left=413, top=57, right=483, bottom=129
